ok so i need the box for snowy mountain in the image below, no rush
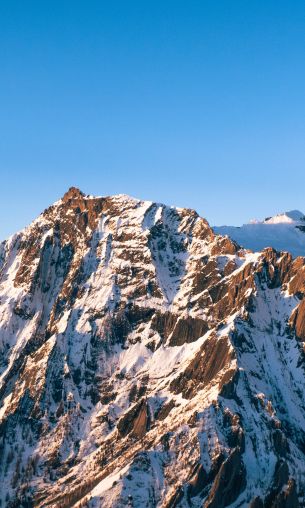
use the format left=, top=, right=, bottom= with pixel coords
left=0, top=188, right=305, bottom=507
left=214, top=210, right=305, bottom=258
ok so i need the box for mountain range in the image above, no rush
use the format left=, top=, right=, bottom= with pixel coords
left=0, top=188, right=305, bottom=507
left=214, top=210, right=305, bottom=258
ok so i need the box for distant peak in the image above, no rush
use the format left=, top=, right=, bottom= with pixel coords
left=62, top=187, right=85, bottom=202
left=263, top=210, right=305, bottom=224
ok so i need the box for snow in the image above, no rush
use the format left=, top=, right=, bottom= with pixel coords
left=264, top=210, right=305, bottom=224
left=214, top=209, right=305, bottom=257
left=90, top=463, right=131, bottom=497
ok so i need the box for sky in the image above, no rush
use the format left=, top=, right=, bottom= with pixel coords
left=1, top=1, right=305, bottom=239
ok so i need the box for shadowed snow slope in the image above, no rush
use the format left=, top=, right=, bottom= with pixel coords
left=214, top=210, right=305, bottom=258
left=0, top=189, right=305, bottom=507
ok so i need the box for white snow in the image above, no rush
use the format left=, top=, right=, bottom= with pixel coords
left=214, top=209, right=305, bottom=257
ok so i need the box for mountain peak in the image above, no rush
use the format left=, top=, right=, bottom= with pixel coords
left=1, top=192, right=305, bottom=505
left=62, top=186, right=86, bottom=202
left=263, top=209, right=305, bottom=224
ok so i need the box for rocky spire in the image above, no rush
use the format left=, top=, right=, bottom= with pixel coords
left=62, top=186, right=85, bottom=202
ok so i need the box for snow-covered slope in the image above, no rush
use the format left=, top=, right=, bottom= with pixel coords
left=0, top=188, right=305, bottom=507
left=214, top=210, right=305, bottom=258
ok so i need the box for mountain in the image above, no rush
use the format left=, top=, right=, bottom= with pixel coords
left=214, top=210, right=305, bottom=258
left=1, top=188, right=305, bottom=507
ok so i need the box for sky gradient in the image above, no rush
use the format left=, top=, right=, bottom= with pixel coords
left=1, top=1, right=305, bottom=240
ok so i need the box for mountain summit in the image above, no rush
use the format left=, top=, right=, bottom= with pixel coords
left=0, top=190, right=305, bottom=507
left=263, top=210, right=305, bottom=224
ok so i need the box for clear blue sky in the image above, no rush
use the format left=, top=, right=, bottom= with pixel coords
left=1, top=1, right=305, bottom=239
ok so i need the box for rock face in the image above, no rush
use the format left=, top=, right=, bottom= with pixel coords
left=0, top=189, right=305, bottom=507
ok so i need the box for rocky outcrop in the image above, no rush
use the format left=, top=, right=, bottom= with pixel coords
left=168, top=316, right=209, bottom=346
left=293, top=298, right=305, bottom=340
left=170, top=335, right=234, bottom=398
left=204, top=448, right=246, bottom=508
left=117, top=398, right=150, bottom=439
left=187, top=463, right=208, bottom=497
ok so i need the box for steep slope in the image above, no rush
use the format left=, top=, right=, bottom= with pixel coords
left=214, top=210, right=305, bottom=258
left=0, top=188, right=305, bottom=507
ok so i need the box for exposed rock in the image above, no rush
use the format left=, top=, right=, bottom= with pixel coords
left=62, top=186, right=85, bottom=202
left=168, top=316, right=209, bottom=346
left=294, top=298, right=305, bottom=339
left=117, top=398, right=150, bottom=439
left=273, top=429, right=289, bottom=457
left=204, top=448, right=246, bottom=508
left=188, top=463, right=208, bottom=497
left=269, top=478, right=299, bottom=508
left=156, top=399, right=176, bottom=421
left=170, top=335, right=234, bottom=398
left=249, top=497, right=264, bottom=508
left=264, top=460, right=300, bottom=508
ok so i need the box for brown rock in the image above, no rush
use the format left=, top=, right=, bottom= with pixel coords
left=294, top=299, right=305, bottom=340
left=168, top=316, right=209, bottom=346
left=62, top=186, right=85, bottom=202
left=170, top=335, right=235, bottom=398
left=211, top=236, right=239, bottom=256
left=204, top=448, right=246, bottom=508
left=117, top=398, right=150, bottom=439
left=156, top=399, right=175, bottom=421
